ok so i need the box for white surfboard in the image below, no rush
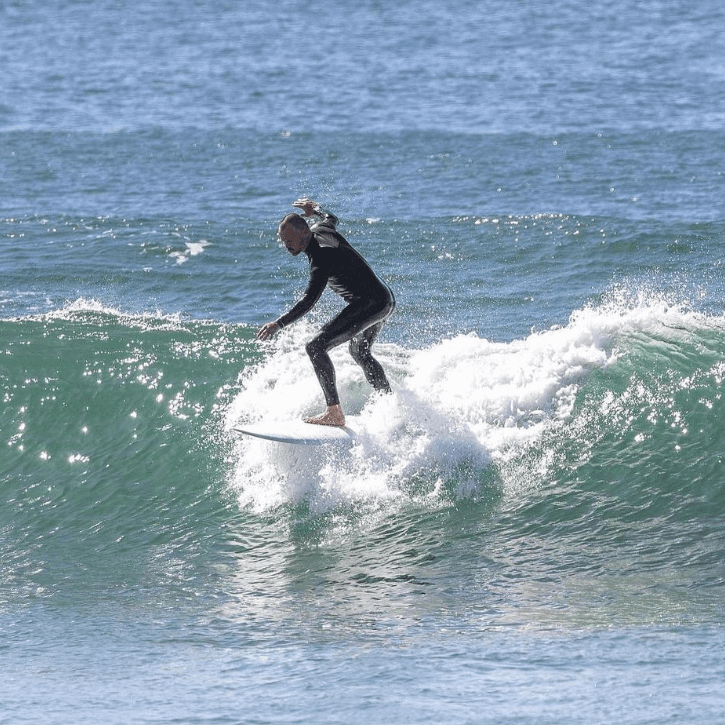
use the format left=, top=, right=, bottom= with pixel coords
left=234, top=416, right=361, bottom=445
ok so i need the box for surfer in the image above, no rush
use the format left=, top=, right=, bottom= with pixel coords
left=257, top=198, right=395, bottom=427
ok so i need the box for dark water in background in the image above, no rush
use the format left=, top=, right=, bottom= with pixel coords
left=2, top=1, right=725, bottom=723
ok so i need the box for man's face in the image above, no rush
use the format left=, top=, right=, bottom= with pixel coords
left=278, top=222, right=307, bottom=256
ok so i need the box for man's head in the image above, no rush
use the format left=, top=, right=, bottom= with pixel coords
left=278, top=213, right=311, bottom=256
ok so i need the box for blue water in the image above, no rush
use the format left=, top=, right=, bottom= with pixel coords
left=2, top=1, right=725, bottom=723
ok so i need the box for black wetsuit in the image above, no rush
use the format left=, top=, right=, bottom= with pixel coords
left=275, top=210, right=395, bottom=406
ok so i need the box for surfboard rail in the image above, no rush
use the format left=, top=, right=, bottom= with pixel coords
left=234, top=417, right=360, bottom=445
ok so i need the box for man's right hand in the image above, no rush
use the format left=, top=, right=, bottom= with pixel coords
left=256, top=322, right=280, bottom=341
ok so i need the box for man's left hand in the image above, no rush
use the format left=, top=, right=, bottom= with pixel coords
left=292, top=198, right=318, bottom=217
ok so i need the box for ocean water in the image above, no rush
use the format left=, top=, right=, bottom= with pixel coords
left=2, top=0, right=725, bottom=723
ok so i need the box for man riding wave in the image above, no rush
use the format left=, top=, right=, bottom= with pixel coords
left=257, top=199, right=395, bottom=426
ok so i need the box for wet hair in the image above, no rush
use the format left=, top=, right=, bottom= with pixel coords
left=279, top=213, right=310, bottom=232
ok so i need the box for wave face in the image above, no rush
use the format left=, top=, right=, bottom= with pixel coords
left=3, top=296, right=724, bottom=626
left=0, top=302, right=256, bottom=605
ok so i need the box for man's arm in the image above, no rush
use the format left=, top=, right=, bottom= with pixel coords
left=274, top=258, right=328, bottom=328
left=256, top=200, right=333, bottom=342
left=257, top=262, right=329, bottom=340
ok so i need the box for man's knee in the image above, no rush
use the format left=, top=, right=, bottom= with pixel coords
left=306, top=337, right=323, bottom=360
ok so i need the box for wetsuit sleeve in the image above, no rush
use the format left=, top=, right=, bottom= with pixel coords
left=275, top=258, right=330, bottom=329
left=310, top=207, right=339, bottom=231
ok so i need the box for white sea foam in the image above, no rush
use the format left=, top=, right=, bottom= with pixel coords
left=229, top=293, right=725, bottom=513
left=227, top=300, right=670, bottom=512
left=27, top=297, right=187, bottom=330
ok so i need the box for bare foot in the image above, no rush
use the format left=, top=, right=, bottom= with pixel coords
left=304, top=405, right=346, bottom=427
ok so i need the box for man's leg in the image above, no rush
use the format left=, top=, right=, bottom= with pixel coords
left=348, top=321, right=392, bottom=394
left=304, top=338, right=340, bottom=406
left=304, top=297, right=393, bottom=425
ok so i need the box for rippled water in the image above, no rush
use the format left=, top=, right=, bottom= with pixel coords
left=2, top=0, right=725, bottom=722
